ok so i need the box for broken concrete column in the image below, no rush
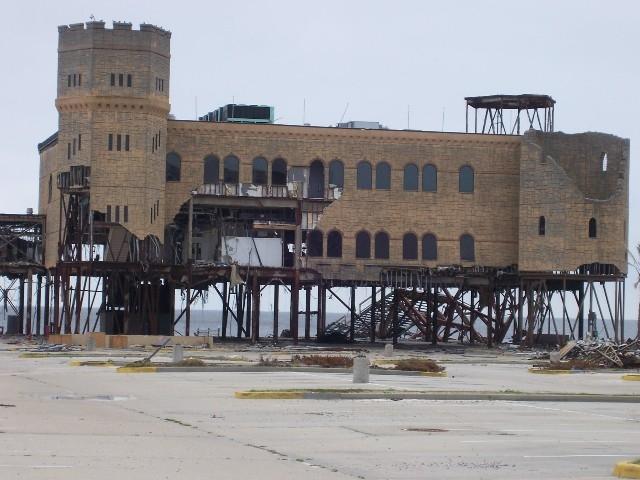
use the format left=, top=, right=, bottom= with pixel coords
left=352, top=355, right=370, bottom=384
left=86, top=337, right=96, bottom=351
left=384, top=343, right=394, bottom=357
left=173, top=345, right=184, bottom=363
left=549, top=351, right=561, bottom=363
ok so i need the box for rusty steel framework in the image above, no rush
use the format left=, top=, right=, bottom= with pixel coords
left=465, top=94, right=555, bottom=135
left=0, top=166, right=631, bottom=348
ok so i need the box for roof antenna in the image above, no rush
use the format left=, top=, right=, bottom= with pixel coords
left=441, top=107, right=445, bottom=132
left=303, top=98, right=306, bottom=124
left=339, top=102, right=349, bottom=124
left=407, top=104, right=410, bottom=129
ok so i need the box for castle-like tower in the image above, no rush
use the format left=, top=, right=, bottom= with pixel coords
left=41, top=20, right=170, bottom=266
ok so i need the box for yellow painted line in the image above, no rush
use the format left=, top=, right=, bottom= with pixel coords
left=528, top=368, right=572, bottom=375
left=19, top=353, right=51, bottom=358
left=116, top=366, right=157, bottom=373
left=613, top=461, right=640, bottom=478
left=420, top=371, right=448, bottom=377
left=622, top=374, right=640, bottom=381
left=234, top=391, right=304, bottom=399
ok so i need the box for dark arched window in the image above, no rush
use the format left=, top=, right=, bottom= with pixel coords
left=252, top=157, right=268, bottom=185
left=307, top=230, right=323, bottom=257
left=203, top=155, right=219, bottom=184
left=459, top=165, right=474, bottom=193
left=403, top=164, right=418, bottom=191
left=460, top=234, right=475, bottom=261
left=355, top=230, right=371, bottom=258
left=539, top=216, right=546, bottom=236
left=327, top=230, right=342, bottom=258
left=422, top=164, right=437, bottom=192
left=223, top=155, right=239, bottom=183
left=374, top=231, right=389, bottom=259
left=329, top=160, right=344, bottom=188
left=375, top=162, right=391, bottom=190
left=422, top=234, right=437, bottom=260
left=272, top=157, right=287, bottom=186
left=588, top=218, right=597, bottom=238
left=357, top=161, right=372, bottom=190
left=166, top=152, right=181, bottom=182
left=402, top=233, right=418, bottom=260
left=309, top=159, right=325, bottom=198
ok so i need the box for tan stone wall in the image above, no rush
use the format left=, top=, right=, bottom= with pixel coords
left=518, top=131, right=629, bottom=273
left=38, top=22, right=171, bottom=266
left=166, top=121, right=522, bottom=268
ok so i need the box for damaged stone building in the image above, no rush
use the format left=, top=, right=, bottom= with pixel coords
left=18, top=20, right=630, bottom=343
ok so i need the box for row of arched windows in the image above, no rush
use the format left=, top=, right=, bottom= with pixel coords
left=356, top=162, right=474, bottom=193
left=166, top=153, right=474, bottom=193
left=307, top=231, right=476, bottom=261
left=538, top=216, right=598, bottom=238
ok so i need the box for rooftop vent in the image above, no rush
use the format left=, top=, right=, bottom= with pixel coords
left=199, top=104, right=274, bottom=124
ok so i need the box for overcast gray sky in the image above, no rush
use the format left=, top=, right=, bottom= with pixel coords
left=0, top=0, right=638, bottom=317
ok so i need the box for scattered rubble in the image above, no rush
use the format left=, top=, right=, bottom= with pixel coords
left=554, top=339, right=640, bottom=369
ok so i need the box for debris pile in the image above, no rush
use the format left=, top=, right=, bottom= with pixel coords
left=558, top=339, right=640, bottom=369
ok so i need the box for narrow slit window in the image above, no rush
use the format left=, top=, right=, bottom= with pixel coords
left=67, top=143, right=71, bottom=159
left=68, top=75, right=71, bottom=87
left=116, top=134, right=122, bottom=151
left=78, top=134, right=81, bottom=151
left=73, top=74, right=76, bottom=87
left=106, top=205, right=112, bottom=222
left=127, top=74, right=132, bottom=87
left=125, top=135, right=130, bottom=151
left=110, top=73, right=115, bottom=86
left=108, top=134, right=113, bottom=151
left=115, top=206, right=120, bottom=223
left=601, top=152, right=608, bottom=172
left=78, top=73, right=81, bottom=86
left=118, top=73, right=124, bottom=87
left=588, top=218, right=597, bottom=238
left=124, top=205, right=129, bottom=223
left=538, top=216, right=546, bottom=236
left=72, top=138, right=76, bottom=155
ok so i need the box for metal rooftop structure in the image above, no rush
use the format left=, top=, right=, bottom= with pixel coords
left=465, top=94, right=556, bottom=135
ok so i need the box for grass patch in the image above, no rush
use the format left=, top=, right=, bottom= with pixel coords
left=124, top=359, right=152, bottom=368
left=292, top=354, right=353, bottom=368
left=631, top=459, right=640, bottom=465
left=258, top=354, right=354, bottom=368
left=391, top=358, right=444, bottom=373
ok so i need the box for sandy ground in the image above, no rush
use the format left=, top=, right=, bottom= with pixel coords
left=1, top=340, right=639, bottom=479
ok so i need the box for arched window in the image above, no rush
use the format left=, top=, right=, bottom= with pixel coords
left=422, top=234, right=437, bottom=260
left=375, top=162, right=391, bottom=190
left=460, top=234, right=475, bottom=261
left=327, top=230, right=342, bottom=258
left=307, top=230, right=323, bottom=257
left=223, top=155, right=239, bottom=183
left=357, top=161, right=372, bottom=190
left=309, top=160, right=325, bottom=198
left=588, top=218, right=597, bottom=238
left=166, top=152, right=181, bottom=182
left=329, top=159, right=344, bottom=188
left=403, top=164, right=418, bottom=191
left=355, top=230, right=371, bottom=258
left=374, top=231, right=389, bottom=259
left=459, top=165, right=474, bottom=193
left=538, top=216, right=546, bottom=236
left=252, top=157, right=268, bottom=185
left=272, top=157, right=287, bottom=186
left=203, top=155, right=219, bottom=184
left=422, top=164, right=437, bottom=192
left=402, top=233, right=418, bottom=260
left=48, top=175, right=52, bottom=203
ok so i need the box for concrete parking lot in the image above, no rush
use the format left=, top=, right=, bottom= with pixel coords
left=1, top=343, right=639, bottom=479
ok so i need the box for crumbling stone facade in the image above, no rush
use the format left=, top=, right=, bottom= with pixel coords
left=38, top=21, right=629, bottom=277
